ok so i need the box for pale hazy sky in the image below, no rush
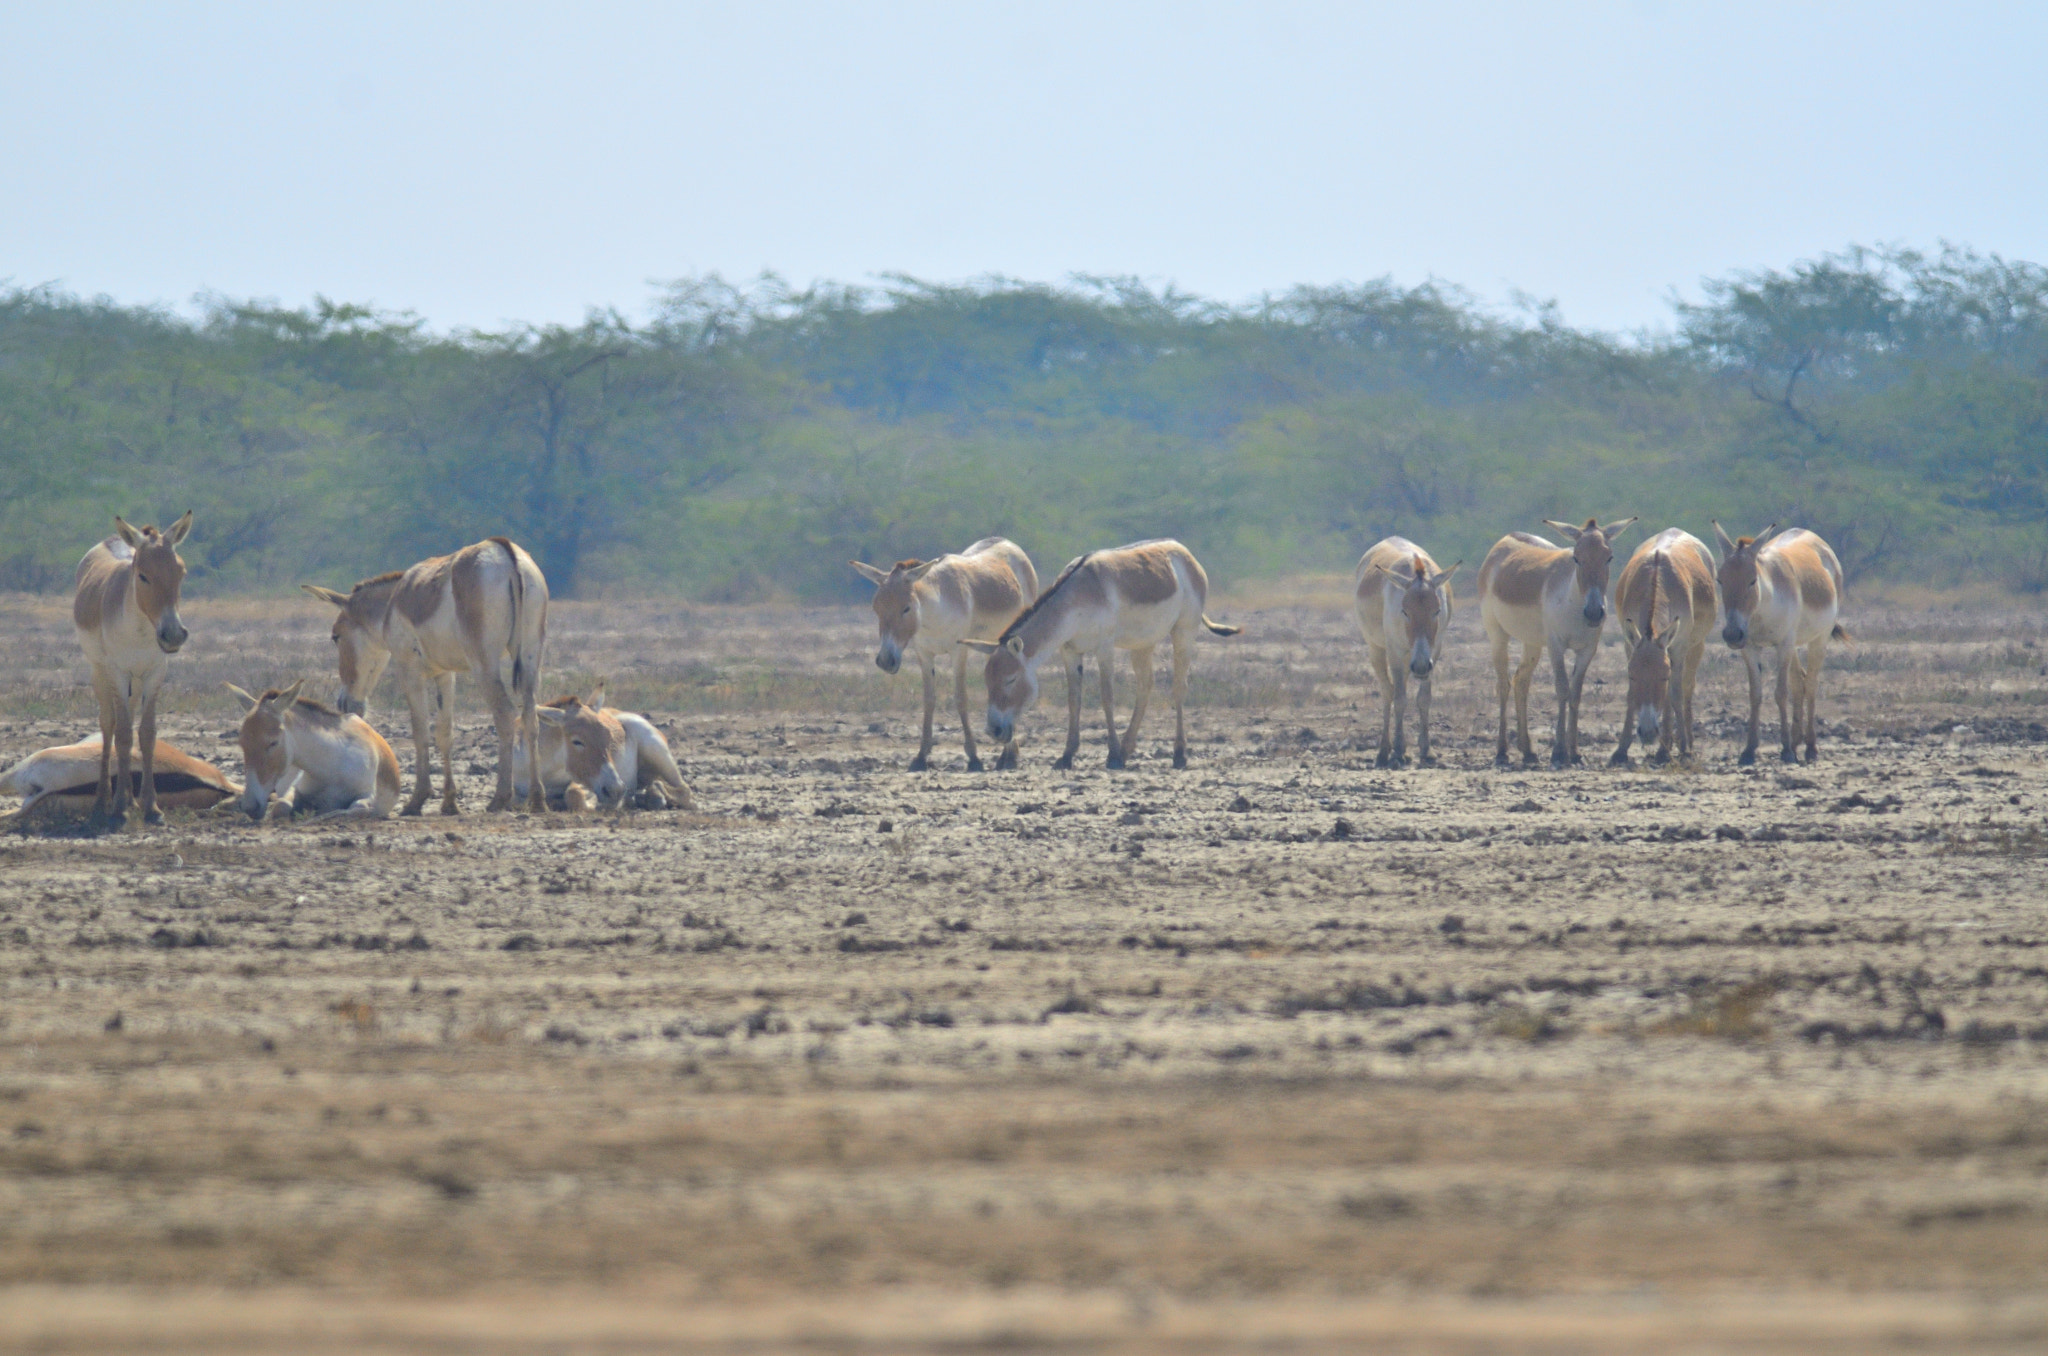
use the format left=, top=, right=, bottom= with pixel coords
left=4, top=2, right=2042, bottom=334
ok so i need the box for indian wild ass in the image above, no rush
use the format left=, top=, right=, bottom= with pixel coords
left=1712, top=523, right=1849, bottom=764
left=1478, top=517, right=1637, bottom=767
left=73, top=512, right=194, bottom=824
left=227, top=681, right=402, bottom=822
left=964, top=540, right=1240, bottom=770
left=1353, top=537, right=1459, bottom=767
left=302, top=537, right=548, bottom=814
left=1610, top=529, right=1718, bottom=765
left=514, top=686, right=693, bottom=811
left=2, top=736, right=236, bottom=815
left=851, top=537, right=1038, bottom=770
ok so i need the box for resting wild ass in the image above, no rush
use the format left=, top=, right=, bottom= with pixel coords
left=1478, top=517, right=1636, bottom=767
left=73, top=512, right=194, bottom=824
left=302, top=537, right=548, bottom=814
left=227, top=681, right=402, bottom=822
left=1712, top=523, right=1849, bottom=764
left=2, top=737, right=236, bottom=815
left=1353, top=537, right=1458, bottom=767
left=851, top=537, right=1038, bottom=770
left=1610, top=529, right=1718, bottom=765
left=513, top=686, right=694, bottom=811
left=965, top=539, right=1239, bottom=770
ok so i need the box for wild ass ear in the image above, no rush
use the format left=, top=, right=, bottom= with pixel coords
left=114, top=516, right=145, bottom=549
left=165, top=510, right=193, bottom=546
left=959, top=638, right=1001, bottom=654
left=849, top=561, right=890, bottom=586
left=300, top=584, right=351, bottom=608
left=1542, top=519, right=1583, bottom=541
left=1004, top=635, right=1025, bottom=656
left=586, top=680, right=608, bottom=712
left=1657, top=627, right=1678, bottom=652
left=1620, top=618, right=1642, bottom=650
left=536, top=706, right=568, bottom=728
left=1711, top=520, right=1737, bottom=556
left=1750, top=522, right=1781, bottom=549
left=1428, top=561, right=1461, bottom=589
left=899, top=559, right=938, bottom=582
left=224, top=683, right=261, bottom=712
left=1599, top=517, right=1638, bottom=539
left=265, top=680, right=305, bottom=714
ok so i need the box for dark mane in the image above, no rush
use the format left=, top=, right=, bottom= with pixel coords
left=999, top=552, right=1092, bottom=642
left=261, top=689, right=345, bottom=722
left=351, top=570, right=405, bottom=593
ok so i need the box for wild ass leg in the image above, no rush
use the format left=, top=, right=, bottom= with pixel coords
left=110, top=672, right=136, bottom=818
left=1738, top=647, right=1763, bottom=765
left=1491, top=633, right=1514, bottom=767
left=909, top=655, right=936, bottom=772
left=1678, top=644, right=1703, bottom=759
left=1121, top=646, right=1155, bottom=764
left=1513, top=647, right=1541, bottom=766
left=954, top=651, right=984, bottom=772
left=399, top=671, right=437, bottom=816
left=517, top=655, right=544, bottom=815
left=1098, top=644, right=1124, bottom=770
left=1370, top=644, right=1396, bottom=768
left=1415, top=670, right=1435, bottom=766
left=1053, top=648, right=1084, bottom=771
left=1565, top=643, right=1595, bottom=766
left=480, top=670, right=523, bottom=812
left=1610, top=689, right=1637, bottom=767
left=1774, top=646, right=1799, bottom=763
left=89, top=664, right=120, bottom=821
left=1548, top=641, right=1573, bottom=768
left=136, top=670, right=165, bottom=824
left=1170, top=625, right=1191, bottom=770
left=1388, top=665, right=1411, bottom=768
left=1801, top=638, right=1828, bottom=762
left=434, top=672, right=460, bottom=814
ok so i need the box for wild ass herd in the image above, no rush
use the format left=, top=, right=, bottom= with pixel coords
left=1, top=512, right=1852, bottom=827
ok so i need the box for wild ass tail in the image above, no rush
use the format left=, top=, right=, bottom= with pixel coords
left=1201, top=616, right=1242, bottom=637
left=493, top=537, right=543, bottom=698
left=1830, top=623, right=1853, bottom=644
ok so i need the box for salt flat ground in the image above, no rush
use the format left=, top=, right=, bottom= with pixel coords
left=0, top=589, right=2045, bottom=1354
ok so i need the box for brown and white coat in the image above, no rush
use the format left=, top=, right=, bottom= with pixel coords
left=513, top=686, right=693, bottom=811
left=72, top=512, right=193, bottom=823
left=228, top=681, right=402, bottom=822
left=1611, top=528, right=1718, bottom=765
left=1713, top=524, right=1848, bottom=764
left=1353, top=537, right=1458, bottom=767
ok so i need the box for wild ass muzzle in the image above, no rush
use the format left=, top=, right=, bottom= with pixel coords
left=227, top=681, right=403, bottom=822
left=72, top=511, right=194, bottom=825
left=1611, top=529, right=1719, bottom=766
left=851, top=536, right=1038, bottom=770
left=963, top=539, right=1239, bottom=770
left=302, top=537, right=549, bottom=814
left=1353, top=537, right=1458, bottom=767
left=1712, top=523, right=1849, bottom=764
left=1478, top=517, right=1636, bottom=767
left=512, top=685, right=691, bottom=812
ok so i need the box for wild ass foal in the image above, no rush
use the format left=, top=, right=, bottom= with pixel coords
left=1478, top=517, right=1636, bottom=767
left=227, top=681, right=401, bottom=821
left=73, top=512, right=193, bottom=824
left=514, top=685, right=694, bottom=811
left=851, top=537, right=1038, bottom=770
left=1713, top=523, right=1848, bottom=764
left=302, top=537, right=549, bottom=814
left=1353, top=537, right=1458, bottom=767
left=1610, top=528, right=1718, bottom=765
left=966, top=540, right=1239, bottom=770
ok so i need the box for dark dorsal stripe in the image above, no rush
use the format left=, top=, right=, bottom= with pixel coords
left=51, top=772, right=225, bottom=798
left=999, top=552, right=1093, bottom=642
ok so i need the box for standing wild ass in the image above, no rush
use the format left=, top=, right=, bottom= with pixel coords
left=964, top=539, right=1239, bottom=770
left=851, top=537, right=1038, bottom=770
left=1712, top=523, right=1849, bottom=764
left=1353, top=537, right=1458, bottom=767
left=1478, top=517, right=1636, bottom=767
left=73, top=512, right=193, bottom=824
left=1610, top=529, right=1718, bottom=765
left=227, top=681, right=402, bottom=821
left=302, top=537, right=548, bottom=814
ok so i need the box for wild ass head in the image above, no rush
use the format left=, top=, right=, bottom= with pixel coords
left=1712, top=521, right=1779, bottom=650
left=1543, top=517, right=1636, bottom=626
left=1620, top=557, right=1676, bottom=747
left=1378, top=555, right=1459, bottom=678
left=850, top=558, right=939, bottom=675
left=116, top=512, right=193, bottom=653
left=301, top=580, right=395, bottom=714
left=537, top=686, right=628, bottom=810
left=227, top=680, right=306, bottom=821
left=962, top=633, right=1038, bottom=744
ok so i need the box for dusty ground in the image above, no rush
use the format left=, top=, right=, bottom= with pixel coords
left=1, top=587, right=2045, bottom=1353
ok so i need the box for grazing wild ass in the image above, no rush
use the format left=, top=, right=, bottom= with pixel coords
left=1478, top=517, right=1636, bottom=767
left=303, top=537, right=548, bottom=814
left=514, top=685, right=694, bottom=811
left=73, top=512, right=194, bottom=824
left=227, top=681, right=402, bottom=822
left=1610, top=529, right=1718, bottom=765
left=851, top=537, right=1038, bottom=770
left=2, top=737, right=236, bottom=815
left=1353, top=537, right=1459, bottom=767
left=964, top=539, right=1239, bottom=770
left=1713, top=523, right=1849, bottom=764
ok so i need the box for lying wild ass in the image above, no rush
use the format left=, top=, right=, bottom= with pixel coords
left=1713, top=523, right=1849, bottom=764
left=2, top=736, right=237, bottom=815
left=1353, top=537, right=1458, bottom=767
left=1478, top=517, right=1636, bottom=767
left=513, top=686, right=693, bottom=811
left=73, top=512, right=193, bottom=824
left=851, top=537, right=1038, bottom=770
left=303, top=537, right=548, bottom=814
left=1610, top=529, right=1718, bottom=765
left=965, top=539, right=1239, bottom=770
left=227, top=681, right=402, bottom=822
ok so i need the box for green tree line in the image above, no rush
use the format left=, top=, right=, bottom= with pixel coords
left=3, top=244, right=2044, bottom=601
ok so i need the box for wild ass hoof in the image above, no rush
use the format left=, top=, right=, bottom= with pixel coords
left=1736, top=750, right=1757, bottom=767
left=400, top=802, right=427, bottom=818
left=1374, top=749, right=1392, bottom=769
left=1052, top=753, right=1075, bottom=771
left=1780, top=747, right=1801, bottom=764
left=1521, top=752, right=1543, bottom=769
left=88, top=806, right=125, bottom=833
left=907, top=754, right=929, bottom=772
left=1172, top=750, right=1188, bottom=770
left=1388, top=751, right=1409, bottom=769
left=1417, top=753, right=1439, bottom=768
left=1651, top=750, right=1672, bottom=767
left=1608, top=750, right=1632, bottom=768
left=965, top=755, right=985, bottom=772
left=1493, top=751, right=1513, bottom=769
left=142, top=808, right=164, bottom=826
left=1105, top=752, right=1127, bottom=771
left=996, top=748, right=1018, bottom=771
